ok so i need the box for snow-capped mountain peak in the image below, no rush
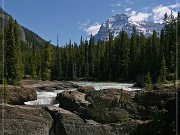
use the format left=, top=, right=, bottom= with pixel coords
left=95, top=14, right=163, bottom=41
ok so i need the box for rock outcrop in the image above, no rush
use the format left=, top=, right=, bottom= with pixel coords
left=0, top=104, right=53, bottom=135
left=133, top=89, right=178, bottom=135
left=45, top=106, right=140, bottom=135
left=57, top=90, right=91, bottom=118
left=134, top=89, right=176, bottom=119
left=77, top=86, right=95, bottom=94
left=0, top=86, right=37, bottom=105
left=85, top=89, right=138, bottom=123
left=56, top=88, right=177, bottom=135
left=19, top=80, right=79, bottom=91
left=57, top=88, right=138, bottom=123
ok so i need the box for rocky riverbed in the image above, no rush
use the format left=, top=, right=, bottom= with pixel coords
left=0, top=80, right=179, bottom=135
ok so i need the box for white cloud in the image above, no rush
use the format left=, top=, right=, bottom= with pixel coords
left=116, top=3, right=122, bottom=6
left=168, top=3, right=180, bottom=9
left=110, top=0, right=133, bottom=8
left=79, top=20, right=90, bottom=30
left=129, top=10, right=137, bottom=16
left=110, top=3, right=122, bottom=7
left=142, top=7, right=150, bottom=12
left=125, top=8, right=132, bottom=12
left=111, top=10, right=115, bottom=13
left=129, top=12, right=151, bottom=22
left=125, top=0, right=133, bottom=4
left=85, top=23, right=101, bottom=36
left=79, top=21, right=101, bottom=36
left=152, top=4, right=177, bottom=23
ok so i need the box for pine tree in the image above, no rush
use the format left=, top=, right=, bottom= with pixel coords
left=31, top=43, right=37, bottom=78
left=52, top=44, right=62, bottom=80
left=151, top=30, right=160, bottom=75
left=94, top=40, right=104, bottom=79
left=119, top=30, right=129, bottom=78
left=84, top=39, right=89, bottom=79
left=0, top=29, right=3, bottom=83
left=159, top=55, right=168, bottom=82
left=67, top=40, right=74, bottom=80
left=88, top=35, right=95, bottom=78
left=129, top=27, right=138, bottom=79
left=41, top=41, right=52, bottom=80
left=138, top=33, right=147, bottom=74
left=177, top=12, right=180, bottom=79
left=104, top=31, right=114, bottom=80
left=78, top=36, right=86, bottom=78
left=144, top=72, right=153, bottom=91
left=14, top=21, right=24, bottom=79
left=5, top=18, right=23, bottom=84
left=163, top=12, right=176, bottom=73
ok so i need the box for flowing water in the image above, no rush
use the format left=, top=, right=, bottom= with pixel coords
left=72, top=81, right=141, bottom=91
left=24, top=82, right=141, bottom=105
left=24, top=90, right=64, bottom=105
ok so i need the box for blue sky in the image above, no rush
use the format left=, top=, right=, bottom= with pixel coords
left=1, top=0, right=180, bottom=45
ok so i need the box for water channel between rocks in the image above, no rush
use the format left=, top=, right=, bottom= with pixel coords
left=24, top=82, right=141, bottom=106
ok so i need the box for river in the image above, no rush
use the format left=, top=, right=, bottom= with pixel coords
left=73, top=81, right=141, bottom=91
left=24, top=82, right=141, bottom=105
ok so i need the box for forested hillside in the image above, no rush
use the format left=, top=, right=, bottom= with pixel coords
left=0, top=11, right=179, bottom=85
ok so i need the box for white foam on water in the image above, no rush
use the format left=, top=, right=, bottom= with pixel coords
left=24, top=90, right=64, bottom=105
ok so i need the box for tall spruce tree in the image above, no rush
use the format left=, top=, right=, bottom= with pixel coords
left=159, top=55, right=168, bottom=82
left=178, top=12, right=180, bottom=79
left=144, top=72, right=153, bottom=91
left=84, top=39, right=89, bottom=79
left=129, top=27, right=138, bottom=79
left=88, top=35, right=95, bottom=78
left=31, top=43, right=37, bottom=78
left=151, top=30, right=160, bottom=75
left=163, top=12, right=176, bottom=73
left=0, top=29, right=3, bottom=83
left=41, top=41, right=52, bottom=80
left=52, top=44, right=62, bottom=80
left=138, top=33, right=147, bottom=74
left=119, top=30, right=129, bottom=79
left=5, top=18, right=23, bottom=84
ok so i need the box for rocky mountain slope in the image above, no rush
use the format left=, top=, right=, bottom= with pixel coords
left=95, top=14, right=163, bottom=41
left=0, top=8, right=46, bottom=46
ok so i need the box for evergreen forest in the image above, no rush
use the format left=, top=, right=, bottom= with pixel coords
left=0, top=12, right=179, bottom=85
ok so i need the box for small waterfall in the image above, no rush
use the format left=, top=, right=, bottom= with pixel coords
left=24, top=90, right=64, bottom=105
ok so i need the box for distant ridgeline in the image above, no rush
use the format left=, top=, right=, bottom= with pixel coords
left=0, top=9, right=179, bottom=85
